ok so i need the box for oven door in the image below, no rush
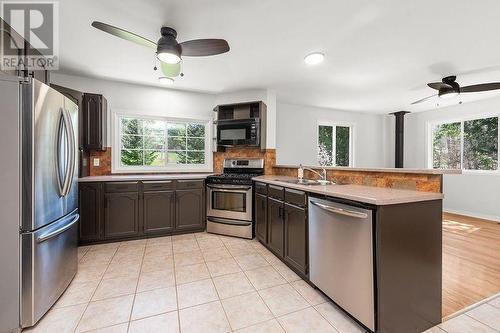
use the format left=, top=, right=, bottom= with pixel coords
left=216, top=119, right=260, bottom=147
left=207, top=184, right=252, bottom=221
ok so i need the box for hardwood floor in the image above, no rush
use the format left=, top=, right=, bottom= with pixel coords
left=442, top=212, right=500, bottom=318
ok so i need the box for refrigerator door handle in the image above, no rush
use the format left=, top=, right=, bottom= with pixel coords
left=62, top=108, right=76, bottom=196
left=55, top=109, right=67, bottom=196
left=36, top=214, right=79, bottom=243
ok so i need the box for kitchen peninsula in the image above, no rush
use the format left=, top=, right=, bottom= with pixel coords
left=252, top=170, right=455, bottom=333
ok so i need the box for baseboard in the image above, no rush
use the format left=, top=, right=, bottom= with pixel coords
left=443, top=209, right=500, bottom=223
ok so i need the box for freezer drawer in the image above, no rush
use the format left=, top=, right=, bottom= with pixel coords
left=308, top=198, right=375, bottom=331
left=21, top=210, right=79, bottom=328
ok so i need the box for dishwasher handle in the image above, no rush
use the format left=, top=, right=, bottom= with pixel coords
left=310, top=201, right=368, bottom=219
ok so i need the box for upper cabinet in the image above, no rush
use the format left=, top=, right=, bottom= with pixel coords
left=83, top=93, right=108, bottom=150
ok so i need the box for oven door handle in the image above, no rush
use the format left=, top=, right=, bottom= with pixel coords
left=207, top=217, right=252, bottom=226
left=207, top=184, right=252, bottom=191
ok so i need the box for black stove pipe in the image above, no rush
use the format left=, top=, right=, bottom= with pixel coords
left=391, top=111, right=410, bottom=168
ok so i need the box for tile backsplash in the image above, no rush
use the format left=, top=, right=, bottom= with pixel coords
left=86, top=147, right=277, bottom=176
left=84, top=148, right=441, bottom=193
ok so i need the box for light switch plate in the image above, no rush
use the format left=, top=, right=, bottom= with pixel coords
left=93, top=158, right=100, bottom=167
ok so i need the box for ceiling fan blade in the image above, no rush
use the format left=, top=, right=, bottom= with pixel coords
left=161, top=61, right=181, bottom=77
left=411, top=95, right=437, bottom=105
left=180, top=39, right=230, bottom=57
left=428, top=82, right=452, bottom=90
left=91, top=21, right=157, bottom=49
left=460, top=83, right=500, bottom=93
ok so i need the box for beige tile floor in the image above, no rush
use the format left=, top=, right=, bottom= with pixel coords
left=24, top=232, right=500, bottom=333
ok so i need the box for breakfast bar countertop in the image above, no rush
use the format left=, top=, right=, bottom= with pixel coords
left=253, top=175, right=444, bottom=206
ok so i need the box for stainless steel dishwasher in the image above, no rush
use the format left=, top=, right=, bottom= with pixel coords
left=308, top=197, right=375, bottom=331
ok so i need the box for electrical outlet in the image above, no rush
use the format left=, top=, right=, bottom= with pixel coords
left=93, top=158, right=100, bottom=167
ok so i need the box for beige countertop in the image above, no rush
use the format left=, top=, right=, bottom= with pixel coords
left=274, top=165, right=462, bottom=175
left=79, top=173, right=214, bottom=182
left=253, top=175, right=443, bottom=205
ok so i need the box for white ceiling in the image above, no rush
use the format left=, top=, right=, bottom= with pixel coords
left=58, top=0, right=500, bottom=114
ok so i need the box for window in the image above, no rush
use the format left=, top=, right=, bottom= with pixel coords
left=317, top=123, right=353, bottom=167
left=115, top=114, right=211, bottom=172
left=430, top=116, right=498, bottom=171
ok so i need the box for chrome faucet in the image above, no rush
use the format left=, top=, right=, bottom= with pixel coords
left=299, top=164, right=327, bottom=181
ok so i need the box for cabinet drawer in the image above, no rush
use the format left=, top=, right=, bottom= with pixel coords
left=105, top=182, right=138, bottom=193
left=142, top=180, right=175, bottom=191
left=268, top=185, right=284, bottom=200
left=176, top=179, right=204, bottom=189
left=255, top=182, right=268, bottom=195
left=285, top=188, right=307, bottom=208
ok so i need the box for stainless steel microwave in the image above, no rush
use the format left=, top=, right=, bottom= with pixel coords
left=216, top=118, right=260, bottom=147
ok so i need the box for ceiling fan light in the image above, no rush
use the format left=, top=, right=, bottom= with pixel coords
left=304, top=52, right=325, bottom=65
left=158, top=76, right=174, bottom=85
left=157, top=51, right=181, bottom=64
left=439, top=91, right=459, bottom=99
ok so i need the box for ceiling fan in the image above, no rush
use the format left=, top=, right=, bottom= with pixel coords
left=411, top=75, right=500, bottom=104
left=91, top=21, right=230, bottom=79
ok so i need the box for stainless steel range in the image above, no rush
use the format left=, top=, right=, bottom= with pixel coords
left=206, top=158, right=264, bottom=239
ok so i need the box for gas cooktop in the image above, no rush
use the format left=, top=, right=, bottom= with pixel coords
left=206, top=158, right=264, bottom=185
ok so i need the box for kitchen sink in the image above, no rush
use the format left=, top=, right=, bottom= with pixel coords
left=277, top=179, right=333, bottom=186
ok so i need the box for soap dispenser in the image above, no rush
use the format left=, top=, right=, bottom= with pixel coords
left=298, top=164, right=304, bottom=180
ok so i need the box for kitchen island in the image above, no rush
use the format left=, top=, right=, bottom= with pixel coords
left=253, top=175, right=443, bottom=333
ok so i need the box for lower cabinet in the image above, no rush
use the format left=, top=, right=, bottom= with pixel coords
left=175, top=188, right=204, bottom=231
left=78, top=182, right=102, bottom=242
left=267, top=197, right=285, bottom=257
left=254, top=182, right=308, bottom=276
left=284, top=203, right=307, bottom=274
left=143, top=190, right=175, bottom=234
left=78, top=179, right=205, bottom=244
left=104, top=192, right=140, bottom=239
left=255, top=193, right=267, bottom=242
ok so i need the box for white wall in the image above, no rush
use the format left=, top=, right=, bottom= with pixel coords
left=405, top=97, right=500, bottom=221
left=276, top=103, right=387, bottom=167
left=51, top=73, right=217, bottom=144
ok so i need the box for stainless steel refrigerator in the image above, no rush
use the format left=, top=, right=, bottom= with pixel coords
left=0, top=75, right=79, bottom=332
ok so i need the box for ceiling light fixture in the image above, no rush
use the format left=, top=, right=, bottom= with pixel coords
left=439, top=91, right=459, bottom=99
left=156, top=28, right=182, bottom=64
left=304, top=52, right=325, bottom=65
left=158, top=76, right=174, bottom=85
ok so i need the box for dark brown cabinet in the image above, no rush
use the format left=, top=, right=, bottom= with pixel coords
left=78, top=182, right=102, bottom=242
left=104, top=191, right=139, bottom=239
left=78, top=179, right=205, bottom=245
left=284, top=203, right=307, bottom=274
left=176, top=188, right=204, bottom=231
left=143, top=190, right=175, bottom=234
left=255, top=183, right=308, bottom=276
left=83, top=93, right=107, bottom=150
left=267, top=197, right=284, bottom=257
left=255, top=193, right=267, bottom=243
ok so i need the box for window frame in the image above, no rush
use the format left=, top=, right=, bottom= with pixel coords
left=112, top=111, right=213, bottom=173
left=426, top=113, right=500, bottom=174
left=316, top=121, right=355, bottom=167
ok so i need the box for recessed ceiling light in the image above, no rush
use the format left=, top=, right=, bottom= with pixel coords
left=304, top=52, right=325, bottom=65
left=158, top=76, right=174, bottom=85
